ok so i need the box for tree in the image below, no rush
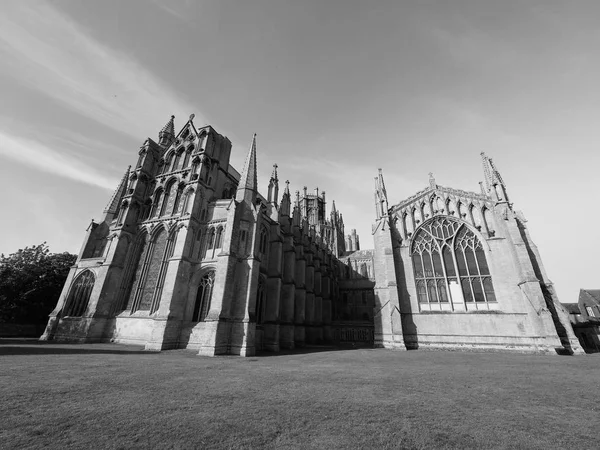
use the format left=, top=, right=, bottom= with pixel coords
left=0, top=243, right=76, bottom=326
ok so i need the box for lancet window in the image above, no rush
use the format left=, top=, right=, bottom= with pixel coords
left=192, top=271, right=215, bottom=322
left=411, top=217, right=496, bottom=305
left=63, top=270, right=95, bottom=317
left=256, top=277, right=266, bottom=326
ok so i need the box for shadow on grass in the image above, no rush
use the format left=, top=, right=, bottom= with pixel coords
left=256, top=343, right=369, bottom=357
left=0, top=339, right=148, bottom=356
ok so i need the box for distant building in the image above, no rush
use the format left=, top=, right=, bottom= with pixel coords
left=563, top=290, right=600, bottom=352
left=41, top=115, right=583, bottom=355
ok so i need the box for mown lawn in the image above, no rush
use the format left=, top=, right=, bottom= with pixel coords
left=0, top=339, right=598, bottom=449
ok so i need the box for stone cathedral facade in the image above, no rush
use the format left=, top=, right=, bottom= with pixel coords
left=41, top=115, right=582, bottom=355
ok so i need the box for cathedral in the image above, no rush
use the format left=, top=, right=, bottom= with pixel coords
left=41, top=115, right=583, bottom=355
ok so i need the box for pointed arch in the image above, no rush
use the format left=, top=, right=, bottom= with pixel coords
left=150, top=188, right=164, bottom=217
left=163, top=152, right=174, bottom=174
left=172, top=183, right=185, bottom=215
left=171, top=147, right=184, bottom=171
left=411, top=216, right=496, bottom=308
left=160, top=179, right=177, bottom=216
left=118, top=229, right=148, bottom=311
left=130, top=226, right=167, bottom=312
left=255, top=275, right=266, bottom=325
left=192, top=270, right=215, bottom=322
left=150, top=227, right=178, bottom=313
left=63, top=270, right=95, bottom=317
left=182, top=187, right=195, bottom=215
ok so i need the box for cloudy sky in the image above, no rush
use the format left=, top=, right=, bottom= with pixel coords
left=1, top=1, right=598, bottom=301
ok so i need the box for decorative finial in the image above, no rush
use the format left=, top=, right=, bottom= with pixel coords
left=189, top=113, right=195, bottom=121
left=429, top=172, right=436, bottom=188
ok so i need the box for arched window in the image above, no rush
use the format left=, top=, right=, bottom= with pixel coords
left=182, top=188, right=194, bottom=214
left=64, top=271, right=95, bottom=316
left=182, top=147, right=193, bottom=169
left=256, top=277, right=266, bottom=326
left=117, top=200, right=128, bottom=224
left=214, top=226, right=224, bottom=249
left=150, top=189, right=163, bottom=217
left=172, top=185, right=184, bottom=215
left=171, top=148, right=183, bottom=171
left=411, top=217, right=496, bottom=306
left=192, top=271, right=215, bottom=322
left=160, top=180, right=176, bottom=216
left=163, top=153, right=173, bottom=174
left=194, top=229, right=204, bottom=260
left=259, top=227, right=268, bottom=254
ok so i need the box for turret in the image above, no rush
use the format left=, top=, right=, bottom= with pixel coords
left=158, top=115, right=175, bottom=148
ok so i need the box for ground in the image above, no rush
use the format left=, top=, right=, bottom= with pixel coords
left=0, top=340, right=598, bottom=449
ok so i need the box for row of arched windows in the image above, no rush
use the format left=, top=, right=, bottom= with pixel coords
left=161, top=145, right=195, bottom=175
left=192, top=225, right=225, bottom=261
left=411, top=217, right=496, bottom=305
left=149, top=182, right=195, bottom=219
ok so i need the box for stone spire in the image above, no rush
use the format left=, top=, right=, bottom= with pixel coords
left=103, top=166, right=130, bottom=215
left=481, top=152, right=509, bottom=203
left=236, top=133, right=258, bottom=204
left=158, top=115, right=175, bottom=147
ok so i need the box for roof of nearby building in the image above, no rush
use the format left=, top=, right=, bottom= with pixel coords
left=343, top=249, right=374, bottom=260
left=562, top=303, right=581, bottom=314
left=578, top=289, right=600, bottom=305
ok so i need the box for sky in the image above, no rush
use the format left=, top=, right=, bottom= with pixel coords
left=0, top=1, right=598, bottom=302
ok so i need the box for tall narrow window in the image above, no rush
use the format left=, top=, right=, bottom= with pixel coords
left=193, top=271, right=215, bottom=322
left=64, top=271, right=95, bottom=317
left=160, top=181, right=176, bottom=216
left=256, top=277, right=266, bottom=326
left=411, top=217, right=496, bottom=307
left=172, top=185, right=184, bottom=215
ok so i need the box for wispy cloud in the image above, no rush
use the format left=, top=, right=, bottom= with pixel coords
left=0, top=2, right=199, bottom=140
left=0, top=129, right=118, bottom=190
left=150, top=0, right=194, bottom=23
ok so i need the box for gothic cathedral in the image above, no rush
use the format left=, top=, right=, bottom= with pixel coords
left=41, top=115, right=583, bottom=355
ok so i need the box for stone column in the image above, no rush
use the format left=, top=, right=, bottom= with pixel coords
left=304, top=246, right=316, bottom=344
left=279, top=235, right=296, bottom=349
left=294, top=247, right=306, bottom=347
left=263, top=236, right=283, bottom=352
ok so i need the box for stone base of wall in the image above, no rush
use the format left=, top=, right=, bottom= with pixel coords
left=382, top=333, right=563, bottom=354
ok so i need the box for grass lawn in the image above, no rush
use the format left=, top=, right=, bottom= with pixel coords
left=1, top=339, right=598, bottom=449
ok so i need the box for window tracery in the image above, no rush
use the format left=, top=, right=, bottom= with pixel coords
left=192, top=271, right=215, bottom=322
left=64, top=270, right=95, bottom=317
left=411, top=217, right=496, bottom=306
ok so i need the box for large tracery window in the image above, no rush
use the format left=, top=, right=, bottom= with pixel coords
left=63, top=270, right=95, bottom=317
left=411, top=217, right=496, bottom=306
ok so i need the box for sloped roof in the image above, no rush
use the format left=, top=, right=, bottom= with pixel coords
left=579, top=289, right=600, bottom=305
left=562, top=303, right=581, bottom=314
